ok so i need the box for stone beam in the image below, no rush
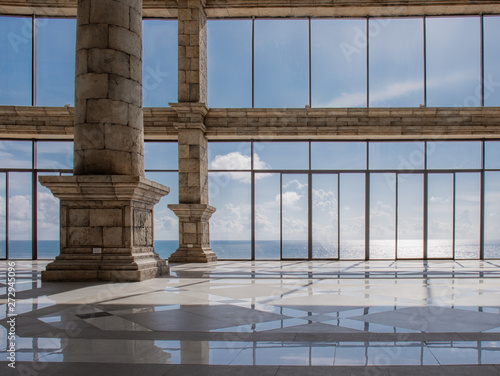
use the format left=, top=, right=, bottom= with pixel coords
left=1, top=0, right=500, bottom=17
left=2, top=106, right=500, bottom=140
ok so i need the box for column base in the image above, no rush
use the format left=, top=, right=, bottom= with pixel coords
left=39, top=175, right=171, bottom=282
left=168, top=247, right=217, bottom=263
left=168, top=204, right=217, bottom=264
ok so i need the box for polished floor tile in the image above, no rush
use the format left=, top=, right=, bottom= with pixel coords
left=1, top=260, right=500, bottom=374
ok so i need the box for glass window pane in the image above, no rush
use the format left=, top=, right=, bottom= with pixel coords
left=485, top=171, right=500, bottom=258
left=485, top=141, right=500, bottom=170
left=454, top=173, right=480, bottom=259
left=370, top=173, right=395, bottom=259
left=312, top=19, right=367, bottom=107
left=9, top=172, right=32, bottom=259
left=145, top=172, right=178, bottom=260
left=397, top=174, right=424, bottom=259
left=426, top=17, right=481, bottom=107
left=369, top=142, right=425, bottom=170
left=255, top=19, right=309, bottom=108
left=145, top=142, right=178, bottom=171
left=208, top=142, right=251, bottom=171
left=143, top=20, right=177, bottom=107
left=484, top=16, right=500, bottom=107
left=209, top=172, right=251, bottom=259
left=255, top=173, right=280, bottom=259
left=208, top=20, right=252, bottom=108
left=311, top=142, right=366, bottom=170
left=0, top=141, right=32, bottom=169
left=282, top=174, right=308, bottom=259
left=37, top=172, right=60, bottom=259
left=427, top=173, right=453, bottom=258
left=0, top=16, right=32, bottom=105
left=369, top=18, right=424, bottom=107
left=340, top=173, right=365, bottom=259
left=254, top=142, right=309, bottom=170
left=37, top=18, right=76, bottom=106
left=0, top=173, right=5, bottom=258
left=37, top=141, right=73, bottom=169
left=313, top=174, right=338, bottom=259
left=427, top=141, right=481, bottom=170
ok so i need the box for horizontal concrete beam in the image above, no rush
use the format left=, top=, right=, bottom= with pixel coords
left=0, top=0, right=499, bottom=17
left=1, top=106, right=500, bottom=140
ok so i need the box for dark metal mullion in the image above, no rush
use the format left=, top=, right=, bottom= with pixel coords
left=365, top=172, right=370, bottom=261
left=366, top=17, right=370, bottom=108
left=251, top=142, right=255, bottom=260
left=32, top=141, right=37, bottom=260
left=365, top=142, right=370, bottom=260
left=280, top=173, right=283, bottom=260
left=481, top=14, right=485, bottom=107
left=480, top=141, right=485, bottom=260
left=32, top=15, right=37, bottom=106
left=452, top=172, right=456, bottom=259
left=308, top=142, right=312, bottom=260
left=308, top=17, right=312, bottom=108
left=337, top=173, right=340, bottom=260
left=308, top=172, right=312, bottom=260
left=423, top=142, right=428, bottom=259
left=252, top=17, right=255, bottom=109
left=395, top=173, right=398, bottom=260
left=423, top=16, right=427, bottom=107
left=5, top=172, right=9, bottom=259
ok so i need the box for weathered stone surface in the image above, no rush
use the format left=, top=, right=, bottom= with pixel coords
left=168, top=204, right=217, bottom=263
left=39, top=175, right=170, bottom=282
left=74, top=0, right=145, bottom=176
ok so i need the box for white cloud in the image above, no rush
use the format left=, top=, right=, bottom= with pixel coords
left=279, top=191, right=303, bottom=208
left=209, top=152, right=270, bottom=184
left=319, top=69, right=477, bottom=108
left=283, top=179, right=307, bottom=191
left=211, top=203, right=251, bottom=240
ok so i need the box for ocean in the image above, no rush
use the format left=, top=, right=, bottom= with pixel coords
left=2, top=240, right=499, bottom=260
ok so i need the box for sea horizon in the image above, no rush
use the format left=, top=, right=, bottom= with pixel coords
left=1, top=239, right=499, bottom=260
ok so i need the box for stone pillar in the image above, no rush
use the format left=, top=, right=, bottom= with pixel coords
left=169, top=103, right=216, bottom=263
left=168, top=0, right=216, bottom=263
left=38, top=0, right=170, bottom=282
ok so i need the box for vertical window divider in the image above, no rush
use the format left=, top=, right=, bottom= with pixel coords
left=423, top=142, right=428, bottom=259
left=365, top=143, right=370, bottom=260
left=308, top=141, right=312, bottom=260
left=480, top=140, right=485, bottom=260
left=452, top=172, right=456, bottom=259
left=423, top=16, right=427, bottom=108
left=32, top=141, right=37, bottom=260
left=252, top=17, right=255, bottom=109
left=280, top=172, right=283, bottom=260
left=337, top=173, right=340, bottom=260
left=480, top=14, right=485, bottom=107
left=395, top=172, right=398, bottom=260
left=5, top=172, right=9, bottom=260
left=32, top=15, right=37, bottom=106
left=251, top=142, right=255, bottom=260
left=366, top=17, right=370, bottom=108
left=308, top=17, right=312, bottom=108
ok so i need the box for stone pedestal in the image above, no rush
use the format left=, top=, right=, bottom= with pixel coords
left=168, top=204, right=216, bottom=263
left=39, top=176, right=170, bottom=282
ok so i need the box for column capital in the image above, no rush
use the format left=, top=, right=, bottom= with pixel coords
left=170, top=102, right=209, bottom=131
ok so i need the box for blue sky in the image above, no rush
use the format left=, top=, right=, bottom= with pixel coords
left=1, top=16, right=500, bottom=258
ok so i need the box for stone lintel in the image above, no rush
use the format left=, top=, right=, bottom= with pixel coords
left=39, top=175, right=170, bottom=282
left=170, top=102, right=209, bottom=129
left=168, top=203, right=217, bottom=263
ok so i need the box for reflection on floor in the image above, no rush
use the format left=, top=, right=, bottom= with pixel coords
left=1, top=260, right=500, bottom=375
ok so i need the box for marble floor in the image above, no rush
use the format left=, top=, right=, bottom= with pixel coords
left=1, top=260, right=500, bottom=375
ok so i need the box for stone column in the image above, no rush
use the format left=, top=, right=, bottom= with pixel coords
left=168, top=0, right=216, bottom=263
left=38, top=0, right=170, bottom=282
